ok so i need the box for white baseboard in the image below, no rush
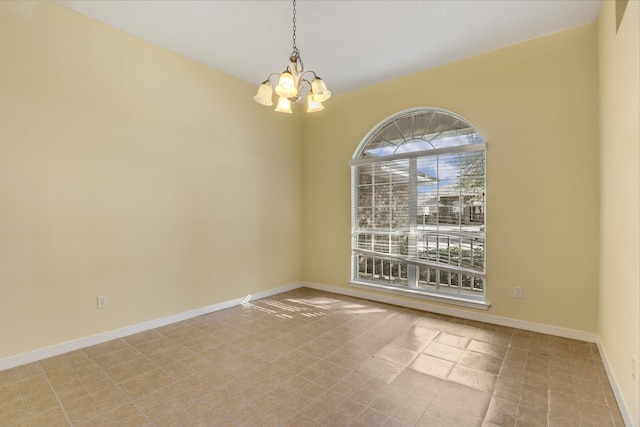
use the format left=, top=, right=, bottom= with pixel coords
left=597, top=340, right=635, bottom=427
left=2, top=280, right=631, bottom=426
left=0, top=282, right=303, bottom=372
left=303, top=281, right=598, bottom=342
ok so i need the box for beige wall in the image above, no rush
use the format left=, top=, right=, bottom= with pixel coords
left=0, top=1, right=303, bottom=360
left=598, top=0, right=640, bottom=424
left=302, top=24, right=600, bottom=332
left=3, top=9, right=634, bottom=422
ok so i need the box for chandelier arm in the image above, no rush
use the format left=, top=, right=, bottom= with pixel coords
left=299, top=78, right=312, bottom=90
left=264, top=72, right=281, bottom=83
left=300, top=70, right=318, bottom=82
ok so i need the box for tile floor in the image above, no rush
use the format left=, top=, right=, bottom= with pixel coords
left=0, top=288, right=626, bottom=426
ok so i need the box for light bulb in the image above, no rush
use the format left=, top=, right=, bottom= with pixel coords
left=253, top=81, right=273, bottom=106
left=311, top=77, right=331, bottom=102
left=306, top=93, right=324, bottom=113
left=274, top=96, right=293, bottom=113
left=275, top=72, right=297, bottom=98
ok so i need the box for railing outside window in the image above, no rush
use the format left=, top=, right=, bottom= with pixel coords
left=350, top=108, right=487, bottom=307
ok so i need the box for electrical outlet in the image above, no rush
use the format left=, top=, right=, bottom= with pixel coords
left=311, top=261, right=317, bottom=269
left=514, top=287, right=523, bottom=299
left=97, top=295, right=108, bottom=309
left=633, top=357, right=636, bottom=380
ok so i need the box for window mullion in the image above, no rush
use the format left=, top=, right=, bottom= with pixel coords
left=407, top=158, right=418, bottom=288
left=435, top=155, right=441, bottom=292
left=457, top=153, right=462, bottom=293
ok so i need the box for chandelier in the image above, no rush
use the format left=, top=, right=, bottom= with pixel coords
left=253, top=0, right=331, bottom=113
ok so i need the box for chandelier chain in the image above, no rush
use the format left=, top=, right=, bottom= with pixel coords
left=292, top=0, right=299, bottom=56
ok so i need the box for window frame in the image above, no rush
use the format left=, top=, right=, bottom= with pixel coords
left=349, top=108, right=490, bottom=310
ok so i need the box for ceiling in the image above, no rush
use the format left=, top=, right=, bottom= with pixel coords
left=53, top=0, right=601, bottom=96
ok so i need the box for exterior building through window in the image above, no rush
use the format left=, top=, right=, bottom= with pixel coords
left=349, top=108, right=487, bottom=308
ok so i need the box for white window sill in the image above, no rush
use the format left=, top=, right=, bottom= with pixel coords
left=349, top=281, right=491, bottom=311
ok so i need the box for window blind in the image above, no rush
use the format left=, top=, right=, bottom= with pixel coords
left=350, top=109, right=486, bottom=303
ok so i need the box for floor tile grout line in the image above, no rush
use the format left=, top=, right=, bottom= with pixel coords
left=546, top=377, right=551, bottom=427
left=39, top=361, right=74, bottom=427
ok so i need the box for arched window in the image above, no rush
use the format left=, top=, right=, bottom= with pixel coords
left=350, top=108, right=488, bottom=308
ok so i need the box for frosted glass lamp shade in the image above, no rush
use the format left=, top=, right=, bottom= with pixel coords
left=275, top=71, right=297, bottom=98
left=274, top=96, right=293, bottom=113
left=253, top=81, right=273, bottom=106
left=311, top=78, right=331, bottom=102
left=306, top=93, right=324, bottom=112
